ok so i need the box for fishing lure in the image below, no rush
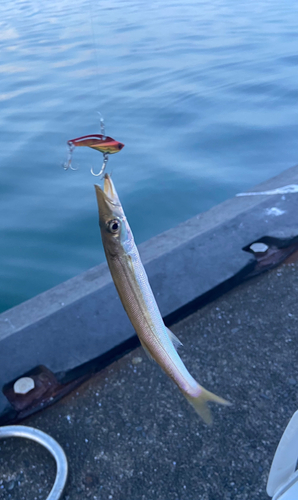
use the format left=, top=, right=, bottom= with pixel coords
left=63, top=134, right=125, bottom=176
left=68, top=134, right=125, bottom=155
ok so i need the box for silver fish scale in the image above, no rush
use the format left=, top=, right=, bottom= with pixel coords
left=107, top=238, right=199, bottom=396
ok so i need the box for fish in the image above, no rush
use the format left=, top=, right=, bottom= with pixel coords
left=68, top=134, right=124, bottom=155
left=94, top=175, right=230, bottom=423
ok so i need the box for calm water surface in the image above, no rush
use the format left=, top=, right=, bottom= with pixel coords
left=1, top=0, right=298, bottom=312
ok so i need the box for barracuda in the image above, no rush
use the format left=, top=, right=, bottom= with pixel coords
left=94, top=175, right=229, bottom=424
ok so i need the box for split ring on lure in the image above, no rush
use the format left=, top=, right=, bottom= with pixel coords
left=63, top=134, right=125, bottom=177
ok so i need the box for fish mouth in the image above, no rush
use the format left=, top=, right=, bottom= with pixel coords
left=104, top=174, right=120, bottom=203
left=94, top=174, right=121, bottom=209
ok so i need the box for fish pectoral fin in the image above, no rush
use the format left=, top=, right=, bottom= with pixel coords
left=166, top=327, right=183, bottom=350
left=139, top=339, right=154, bottom=361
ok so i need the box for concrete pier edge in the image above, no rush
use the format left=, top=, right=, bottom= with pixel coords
left=0, top=164, right=298, bottom=417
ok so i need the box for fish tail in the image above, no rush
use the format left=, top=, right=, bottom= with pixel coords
left=184, top=387, right=230, bottom=425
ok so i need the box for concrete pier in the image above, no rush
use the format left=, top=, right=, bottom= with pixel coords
left=0, top=259, right=297, bottom=499
left=0, top=164, right=298, bottom=420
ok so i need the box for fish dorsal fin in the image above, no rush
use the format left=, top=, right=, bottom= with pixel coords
left=139, top=339, right=154, bottom=361
left=166, top=327, right=183, bottom=350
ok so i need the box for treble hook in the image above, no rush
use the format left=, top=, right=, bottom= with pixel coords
left=62, top=142, right=79, bottom=171
left=91, top=153, right=109, bottom=178
left=65, top=163, right=79, bottom=172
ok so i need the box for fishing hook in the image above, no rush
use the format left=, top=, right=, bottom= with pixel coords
left=91, top=153, right=109, bottom=178
left=62, top=142, right=79, bottom=171
left=64, top=163, right=79, bottom=172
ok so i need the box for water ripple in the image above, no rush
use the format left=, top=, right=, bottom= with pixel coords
left=0, top=0, right=298, bottom=312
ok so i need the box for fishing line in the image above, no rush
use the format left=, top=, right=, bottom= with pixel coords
left=85, top=0, right=109, bottom=177
left=88, top=0, right=106, bottom=135
left=62, top=1, right=125, bottom=175
left=62, top=0, right=105, bottom=172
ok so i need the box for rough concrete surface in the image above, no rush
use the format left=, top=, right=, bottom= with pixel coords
left=0, top=262, right=298, bottom=500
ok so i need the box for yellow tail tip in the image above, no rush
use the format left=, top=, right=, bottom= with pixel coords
left=185, top=387, right=231, bottom=425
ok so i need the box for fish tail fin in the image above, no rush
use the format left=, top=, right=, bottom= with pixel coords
left=184, top=387, right=230, bottom=425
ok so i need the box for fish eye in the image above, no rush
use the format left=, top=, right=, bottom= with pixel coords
left=108, top=218, right=121, bottom=233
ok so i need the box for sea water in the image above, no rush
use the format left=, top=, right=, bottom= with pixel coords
left=0, top=0, right=298, bottom=312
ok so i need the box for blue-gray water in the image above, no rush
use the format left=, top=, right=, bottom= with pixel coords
left=1, top=0, right=298, bottom=313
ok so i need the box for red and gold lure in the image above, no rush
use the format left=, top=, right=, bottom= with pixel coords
left=64, top=134, right=125, bottom=176
left=67, top=134, right=124, bottom=154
